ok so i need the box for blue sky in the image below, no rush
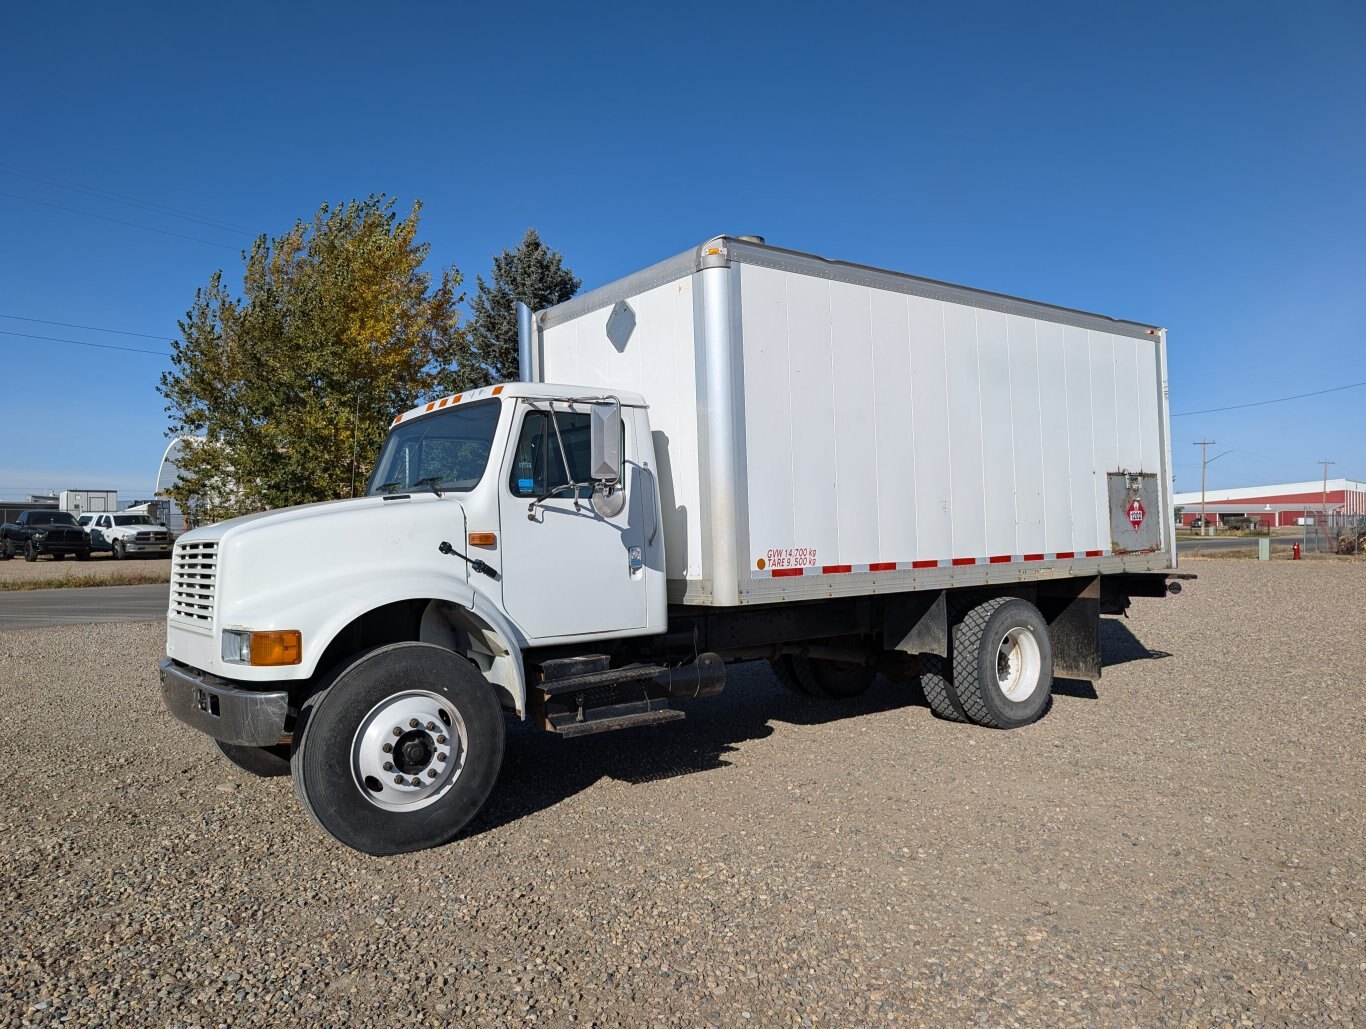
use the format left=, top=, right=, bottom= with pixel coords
left=1, top=1, right=1362, bottom=501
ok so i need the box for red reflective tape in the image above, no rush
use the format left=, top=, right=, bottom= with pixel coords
left=1055, top=551, right=1075, bottom=559
left=911, top=559, right=938, bottom=569
left=772, top=568, right=804, bottom=577
left=869, top=561, right=897, bottom=572
left=989, top=555, right=1012, bottom=564
left=1085, top=550, right=1104, bottom=558
left=821, top=564, right=852, bottom=574
left=1023, top=553, right=1045, bottom=561
left=952, top=557, right=976, bottom=567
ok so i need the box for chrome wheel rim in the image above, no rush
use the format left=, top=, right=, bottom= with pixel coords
left=351, top=690, right=468, bottom=812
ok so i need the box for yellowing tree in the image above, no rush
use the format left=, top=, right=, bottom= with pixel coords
left=159, top=196, right=465, bottom=519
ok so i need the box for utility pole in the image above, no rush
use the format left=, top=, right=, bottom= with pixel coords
left=1320, top=458, right=1334, bottom=549
left=1194, top=440, right=1215, bottom=536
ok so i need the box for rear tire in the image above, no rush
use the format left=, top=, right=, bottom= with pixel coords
left=919, top=652, right=969, bottom=722
left=787, top=655, right=878, bottom=698
left=769, top=655, right=813, bottom=696
left=291, top=643, right=506, bottom=855
left=950, top=597, right=1053, bottom=729
left=214, top=739, right=292, bottom=777
left=76, top=551, right=89, bottom=561
left=0, top=540, right=10, bottom=560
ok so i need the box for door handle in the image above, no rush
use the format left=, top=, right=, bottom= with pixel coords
left=644, top=464, right=659, bottom=545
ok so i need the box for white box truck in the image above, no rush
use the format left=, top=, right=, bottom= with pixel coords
left=160, top=236, right=1183, bottom=854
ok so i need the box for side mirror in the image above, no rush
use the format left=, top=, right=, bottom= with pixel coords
left=589, top=402, right=622, bottom=483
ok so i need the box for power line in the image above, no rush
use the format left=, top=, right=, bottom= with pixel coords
left=0, top=162, right=252, bottom=233
left=0, top=313, right=176, bottom=341
left=1174, top=380, right=1366, bottom=417
left=0, top=329, right=170, bottom=356
left=0, top=191, right=242, bottom=251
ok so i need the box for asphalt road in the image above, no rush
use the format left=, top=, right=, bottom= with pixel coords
left=1176, top=535, right=1299, bottom=552
left=0, top=583, right=168, bottom=630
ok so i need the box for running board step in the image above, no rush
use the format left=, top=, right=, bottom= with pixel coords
left=550, top=706, right=687, bottom=738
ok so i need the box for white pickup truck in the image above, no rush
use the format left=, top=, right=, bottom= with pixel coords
left=160, top=236, right=1184, bottom=854
left=81, top=512, right=172, bottom=559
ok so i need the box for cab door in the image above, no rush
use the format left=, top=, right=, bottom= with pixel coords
left=497, top=400, right=647, bottom=641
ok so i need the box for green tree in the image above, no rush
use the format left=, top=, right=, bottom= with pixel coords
left=159, top=195, right=465, bottom=519
left=454, top=228, right=581, bottom=390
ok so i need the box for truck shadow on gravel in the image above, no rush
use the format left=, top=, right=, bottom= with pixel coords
left=466, top=618, right=1169, bottom=839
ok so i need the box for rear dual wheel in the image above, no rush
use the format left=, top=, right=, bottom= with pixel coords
left=922, top=597, right=1053, bottom=729
left=291, top=643, right=506, bottom=855
left=769, top=653, right=878, bottom=699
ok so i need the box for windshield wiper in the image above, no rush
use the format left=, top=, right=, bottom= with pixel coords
left=413, top=476, right=445, bottom=498
left=377, top=481, right=402, bottom=494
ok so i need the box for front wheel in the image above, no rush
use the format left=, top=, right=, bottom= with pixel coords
left=0, top=540, right=11, bottom=560
left=24, top=541, right=37, bottom=562
left=291, top=643, right=506, bottom=855
left=112, top=540, right=125, bottom=560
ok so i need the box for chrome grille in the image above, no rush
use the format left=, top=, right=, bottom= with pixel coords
left=171, top=540, right=218, bottom=623
left=135, top=531, right=169, bottom=543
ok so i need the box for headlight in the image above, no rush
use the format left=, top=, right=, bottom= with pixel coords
left=221, top=629, right=302, bottom=666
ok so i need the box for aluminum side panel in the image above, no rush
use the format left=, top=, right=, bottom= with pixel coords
left=1036, top=321, right=1075, bottom=554
left=870, top=288, right=917, bottom=563
left=829, top=280, right=881, bottom=561
left=909, top=296, right=953, bottom=560
left=945, top=303, right=987, bottom=561
left=1006, top=314, right=1046, bottom=556
left=539, top=276, right=703, bottom=581
left=977, top=309, right=1018, bottom=557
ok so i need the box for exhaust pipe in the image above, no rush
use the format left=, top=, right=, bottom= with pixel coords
left=516, top=301, right=535, bottom=382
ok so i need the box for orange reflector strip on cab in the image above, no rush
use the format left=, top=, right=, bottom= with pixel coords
left=250, top=630, right=302, bottom=667
left=491, top=385, right=504, bottom=396
left=467, top=532, right=497, bottom=548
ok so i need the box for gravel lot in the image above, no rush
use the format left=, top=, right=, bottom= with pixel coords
left=1, top=559, right=1362, bottom=1025
left=0, top=553, right=170, bottom=586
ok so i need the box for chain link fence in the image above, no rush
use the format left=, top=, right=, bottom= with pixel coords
left=1302, top=511, right=1366, bottom=554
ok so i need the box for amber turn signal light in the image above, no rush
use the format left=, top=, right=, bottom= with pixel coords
left=467, top=532, right=497, bottom=548
left=251, top=630, right=302, bottom=666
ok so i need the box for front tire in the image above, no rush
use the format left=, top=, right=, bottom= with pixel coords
left=24, top=541, right=37, bottom=562
left=0, top=540, right=10, bottom=560
left=112, top=540, right=125, bottom=560
left=51, top=551, right=64, bottom=562
left=291, top=643, right=506, bottom=855
left=950, top=597, right=1053, bottom=729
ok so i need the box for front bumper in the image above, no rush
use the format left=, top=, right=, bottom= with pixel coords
left=159, top=658, right=290, bottom=746
left=123, top=541, right=171, bottom=555
left=37, top=539, right=90, bottom=556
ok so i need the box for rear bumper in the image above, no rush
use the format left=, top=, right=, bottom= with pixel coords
left=159, top=658, right=290, bottom=747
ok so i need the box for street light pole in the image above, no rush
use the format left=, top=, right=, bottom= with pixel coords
left=1320, top=458, right=1334, bottom=549
left=1195, top=440, right=1215, bottom=536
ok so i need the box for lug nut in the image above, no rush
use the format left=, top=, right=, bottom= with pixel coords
left=426, top=721, right=436, bottom=730
left=438, top=753, right=447, bottom=762
left=392, top=727, right=402, bottom=737
left=409, top=718, right=419, bottom=728
left=427, top=768, right=437, bottom=778
left=382, top=742, right=393, bottom=753
left=436, top=734, right=447, bottom=745
left=383, top=762, right=393, bottom=771
left=393, top=775, right=404, bottom=784
left=410, top=776, right=421, bottom=786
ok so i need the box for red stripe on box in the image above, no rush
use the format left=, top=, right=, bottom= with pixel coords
left=989, top=555, right=1012, bottom=564
left=1023, top=553, right=1045, bottom=561
left=911, top=559, right=938, bottom=569
left=772, top=568, right=804, bottom=577
left=869, top=562, right=897, bottom=572
left=821, top=564, right=852, bottom=574
left=952, top=557, right=976, bottom=567
left=1085, top=550, right=1103, bottom=558
left=1055, top=551, right=1075, bottom=559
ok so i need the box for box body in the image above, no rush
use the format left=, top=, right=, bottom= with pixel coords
left=536, top=238, right=1174, bottom=606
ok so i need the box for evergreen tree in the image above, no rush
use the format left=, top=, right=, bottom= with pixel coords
left=455, top=228, right=581, bottom=390
left=159, top=196, right=466, bottom=519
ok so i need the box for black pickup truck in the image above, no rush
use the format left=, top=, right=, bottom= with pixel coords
left=0, top=510, right=92, bottom=561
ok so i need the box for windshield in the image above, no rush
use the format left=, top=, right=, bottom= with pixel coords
left=367, top=400, right=501, bottom=496
left=30, top=512, right=79, bottom=526
left=114, top=515, right=155, bottom=526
